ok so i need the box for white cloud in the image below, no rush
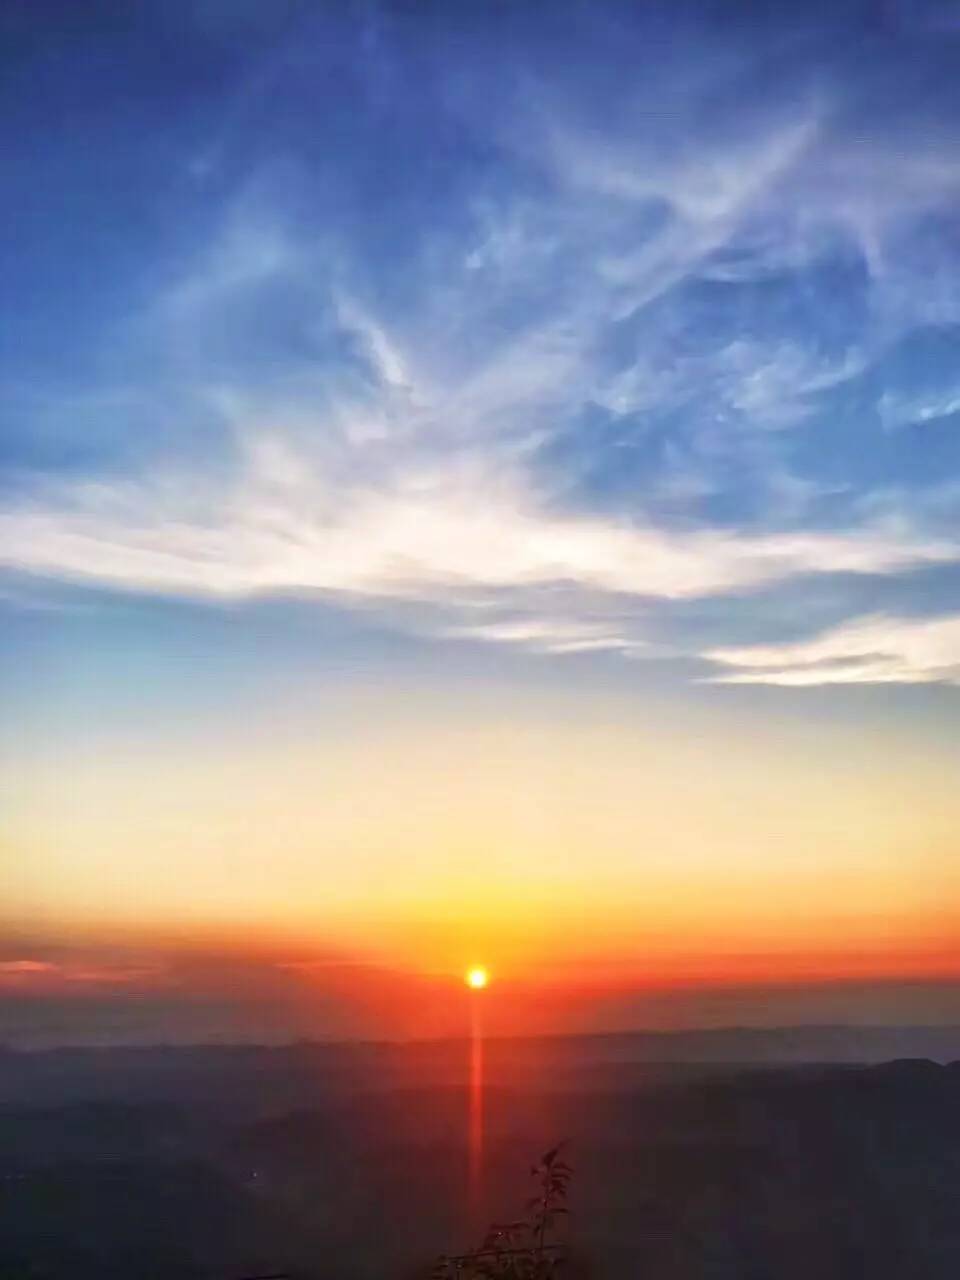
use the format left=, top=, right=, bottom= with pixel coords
left=879, top=386, right=960, bottom=431
left=707, top=613, right=960, bottom=685
left=549, top=112, right=821, bottom=228
left=440, top=616, right=642, bottom=655
left=334, top=297, right=412, bottom=391
left=6, top=49, right=960, bottom=678
left=0, top=455, right=955, bottom=610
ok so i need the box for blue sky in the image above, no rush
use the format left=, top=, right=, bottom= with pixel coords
left=3, top=0, right=960, bottom=689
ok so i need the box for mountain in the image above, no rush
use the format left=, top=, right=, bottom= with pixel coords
left=3, top=1038, right=960, bottom=1277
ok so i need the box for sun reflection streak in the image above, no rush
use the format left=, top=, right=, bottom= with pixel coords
left=467, top=978, right=485, bottom=1223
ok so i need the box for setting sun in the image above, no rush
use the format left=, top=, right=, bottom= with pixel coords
left=466, top=966, right=489, bottom=989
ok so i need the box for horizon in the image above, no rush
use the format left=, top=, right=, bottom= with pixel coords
left=9, top=1020, right=960, bottom=1052
left=6, top=967, right=960, bottom=1049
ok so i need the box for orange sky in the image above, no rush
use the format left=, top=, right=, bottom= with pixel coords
left=4, top=677, right=960, bottom=1040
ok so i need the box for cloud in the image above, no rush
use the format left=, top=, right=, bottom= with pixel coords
left=0, top=956, right=165, bottom=988
left=0, top=462, right=955, bottom=608
left=4, top=4, right=960, bottom=681
left=0, top=959, right=57, bottom=976
left=707, top=613, right=960, bottom=685
left=440, top=615, right=645, bottom=655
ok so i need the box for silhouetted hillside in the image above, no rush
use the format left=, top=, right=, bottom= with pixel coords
left=3, top=1044, right=960, bottom=1277
left=4, top=1026, right=960, bottom=1106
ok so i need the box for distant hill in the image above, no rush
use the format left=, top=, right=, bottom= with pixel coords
left=3, top=1057, right=960, bottom=1278
left=3, top=1025, right=960, bottom=1107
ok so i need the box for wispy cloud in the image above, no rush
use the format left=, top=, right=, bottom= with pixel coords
left=3, top=4, right=960, bottom=681
left=0, top=959, right=57, bottom=976
left=1, top=463, right=955, bottom=606
left=708, top=613, right=960, bottom=685
left=0, top=956, right=163, bottom=987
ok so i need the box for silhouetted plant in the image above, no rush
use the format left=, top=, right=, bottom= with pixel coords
left=433, top=1146, right=572, bottom=1280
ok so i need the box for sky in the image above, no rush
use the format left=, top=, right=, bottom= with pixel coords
left=3, top=0, right=960, bottom=1044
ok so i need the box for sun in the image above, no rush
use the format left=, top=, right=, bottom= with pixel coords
left=465, top=966, right=489, bottom=989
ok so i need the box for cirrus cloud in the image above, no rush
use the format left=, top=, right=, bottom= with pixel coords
left=3, top=2, right=960, bottom=678
left=708, top=613, right=960, bottom=685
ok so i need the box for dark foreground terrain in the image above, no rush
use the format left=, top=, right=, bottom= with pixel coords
left=2, top=1032, right=960, bottom=1279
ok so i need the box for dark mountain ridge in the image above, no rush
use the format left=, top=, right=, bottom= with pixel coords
left=4, top=1025, right=960, bottom=1108
left=3, top=1051, right=960, bottom=1278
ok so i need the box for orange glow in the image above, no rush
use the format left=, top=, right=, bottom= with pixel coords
left=8, top=686, right=960, bottom=1026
